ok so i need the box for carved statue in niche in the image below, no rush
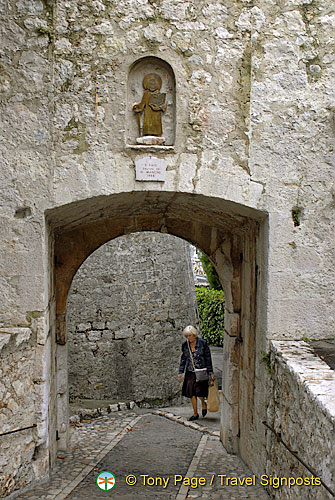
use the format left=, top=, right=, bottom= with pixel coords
left=133, top=73, right=166, bottom=144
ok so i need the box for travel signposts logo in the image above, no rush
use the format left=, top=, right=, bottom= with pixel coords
left=96, top=471, right=116, bottom=491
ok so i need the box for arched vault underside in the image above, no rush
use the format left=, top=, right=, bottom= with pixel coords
left=48, top=191, right=267, bottom=342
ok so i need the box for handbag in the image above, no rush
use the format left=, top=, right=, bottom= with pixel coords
left=188, top=341, right=209, bottom=382
left=207, top=378, right=220, bottom=412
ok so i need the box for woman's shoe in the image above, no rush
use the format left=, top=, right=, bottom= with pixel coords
left=188, top=414, right=199, bottom=421
left=202, top=408, right=207, bottom=417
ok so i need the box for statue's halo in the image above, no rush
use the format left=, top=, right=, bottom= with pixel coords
left=143, top=73, right=162, bottom=91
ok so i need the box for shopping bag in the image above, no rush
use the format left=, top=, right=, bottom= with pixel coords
left=207, top=378, right=220, bottom=412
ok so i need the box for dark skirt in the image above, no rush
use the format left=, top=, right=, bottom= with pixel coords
left=182, top=370, right=209, bottom=398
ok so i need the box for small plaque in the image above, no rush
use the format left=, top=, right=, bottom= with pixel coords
left=135, top=156, right=167, bottom=181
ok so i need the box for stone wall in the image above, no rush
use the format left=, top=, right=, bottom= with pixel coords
left=265, top=341, right=335, bottom=500
left=0, top=327, right=48, bottom=498
left=67, top=232, right=198, bottom=405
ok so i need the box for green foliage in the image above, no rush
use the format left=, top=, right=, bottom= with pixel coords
left=291, top=206, right=302, bottom=227
left=195, top=287, right=225, bottom=346
left=35, top=26, right=50, bottom=36
left=261, top=351, right=272, bottom=375
left=199, top=252, right=222, bottom=290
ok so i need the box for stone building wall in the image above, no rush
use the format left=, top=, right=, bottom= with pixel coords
left=67, top=232, right=199, bottom=406
left=266, top=341, right=335, bottom=500
left=0, top=0, right=334, bottom=497
left=0, top=327, right=47, bottom=497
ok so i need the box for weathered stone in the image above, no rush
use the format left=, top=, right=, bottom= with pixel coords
left=69, top=415, right=80, bottom=424
left=0, top=332, right=35, bottom=437
left=136, top=136, right=166, bottom=146
left=224, top=313, right=240, bottom=338
left=0, top=0, right=334, bottom=496
left=114, top=328, right=134, bottom=340
left=222, top=334, right=240, bottom=405
left=0, top=334, right=11, bottom=351
left=220, top=396, right=239, bottom=454
left=91, top=321, right=105, bottom=330
left=266, top=341, right=335, bottom=500
left=76, top=323, right=91, bottom=332
left=108, top=404, right=119, bottom=413
left=87, top=331, right=102, bottom=342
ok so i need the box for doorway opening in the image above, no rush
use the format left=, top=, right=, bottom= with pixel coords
left=46, top=190, right=268, bottom=468
left=66, top=232, right=200, bottom=413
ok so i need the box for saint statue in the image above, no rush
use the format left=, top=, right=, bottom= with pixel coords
left=133, top=73, right=166, bottom=137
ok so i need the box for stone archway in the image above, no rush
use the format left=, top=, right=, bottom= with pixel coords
left=46, top=190, right=268, bottom=470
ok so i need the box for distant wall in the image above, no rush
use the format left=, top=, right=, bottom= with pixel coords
left=67, top=232, right=199, bottom=405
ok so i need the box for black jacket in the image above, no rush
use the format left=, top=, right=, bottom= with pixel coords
left=178, top=337, right=213, bottom=375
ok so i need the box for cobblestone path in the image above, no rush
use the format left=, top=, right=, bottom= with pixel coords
left=14, top=409, right=270, bottom=500
left=67, top=415, right=201, bottom=499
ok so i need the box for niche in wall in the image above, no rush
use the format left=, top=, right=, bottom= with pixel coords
left=127, top=56, right=176, bottom=146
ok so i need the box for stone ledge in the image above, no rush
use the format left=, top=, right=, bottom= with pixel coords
left=125, top=144, right=175, bottom=152
left=270, top=340, right=335, bottom=419
left=153, top=410, right=221, bottom=438
left=0, top=328, right=32, bottom=348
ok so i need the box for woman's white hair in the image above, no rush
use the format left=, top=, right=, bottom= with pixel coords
left=183, top=325, right=199, bottom=338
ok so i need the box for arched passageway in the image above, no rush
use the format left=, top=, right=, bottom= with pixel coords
left=66, top=231, right=200, bottom=408
left=46, top=190, right=268, bottom=471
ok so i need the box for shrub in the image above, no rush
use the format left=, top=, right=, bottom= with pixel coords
left=196, top=287, right=225, bottom=346
left=199, top=252, right=223, bottom=290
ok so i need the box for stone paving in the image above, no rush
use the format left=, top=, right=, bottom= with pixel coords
left=10, top=406, right=270, bottom=500
left=185, top=436, right=269, bottom=500
left=310, top=338, right=335, bottom=370
left=66, top=414, right=202, bottom=499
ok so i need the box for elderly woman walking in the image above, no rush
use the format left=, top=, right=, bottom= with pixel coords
left=178, top=325, right=215, bottom=421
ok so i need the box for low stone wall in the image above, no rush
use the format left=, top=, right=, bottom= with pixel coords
left=265, top=341, right=335, bottom=500
left=67, top=232, right=199, bottom=406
